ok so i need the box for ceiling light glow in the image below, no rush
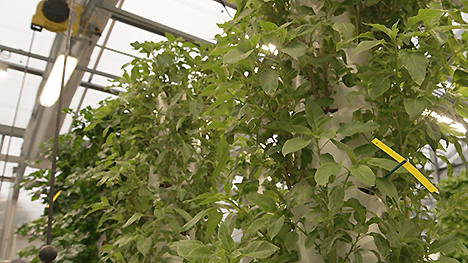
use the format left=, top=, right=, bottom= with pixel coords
left=40, top=54, right=78, bottom=107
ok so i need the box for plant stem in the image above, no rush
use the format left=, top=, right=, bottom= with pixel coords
left=343, top=233, right=362, bottom=261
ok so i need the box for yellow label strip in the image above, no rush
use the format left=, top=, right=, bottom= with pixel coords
left=371, top=138, right=438, bottom=193
left=46, top=190, right=63, bottom=208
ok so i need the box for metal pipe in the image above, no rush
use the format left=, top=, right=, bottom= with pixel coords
left=0, top=44, right=119, bottom=80
left=0, top=125, right=25, bottom=138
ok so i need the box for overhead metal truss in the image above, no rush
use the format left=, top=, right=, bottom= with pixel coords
left=0, top=44, right=119, bottom=81
left=0, top=125, right=25, bottom=139
left=1, top=60, right=113, bottom=94
left=94, top=0, right=213, bottom=44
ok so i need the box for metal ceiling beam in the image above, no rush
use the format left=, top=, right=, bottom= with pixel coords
left=94, top=0, right=213, bottom=45
left=1, top=61, right=113, bottom=94
left=0, top=176, right=15, bottom=183
left=0, top=154, right=23, bottom=164
left=0, top=44, right=119, bottom=80
left=0, top=125, right=25, bottom=138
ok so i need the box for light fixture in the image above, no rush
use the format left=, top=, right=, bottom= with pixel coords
left=39, top=54, right=78, bottom=107
left=0, top=62, right=7, bottom=78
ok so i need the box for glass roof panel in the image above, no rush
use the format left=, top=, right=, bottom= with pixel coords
left=0, top=71, right=42, bottom=128
left=121, top=0, right=233, bottom=42
left=0, top=162, right=17, bottom=179
left=1, top=136, right=23, bottom=157
left=100, top=21, right=165, bottom=58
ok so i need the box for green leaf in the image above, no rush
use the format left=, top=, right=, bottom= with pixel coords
left=223, top=49, right=254, bottom=64
left=398, top=50, right=428, bottom=85
left=281, top=41, right=308, bottom=60
left=354, top=144, right=378, bottom=157
left=305, top=99, right=328, bottom=131
left=137, top=236, right=151, bottom=255
left=332, top=140, right=356, bottom=163
left=213, top=137, right=230, bottom=179
left=284, top=232, right=299, bottom=252
left=205, top=211, right=223, bottom=240
left=122, top=213, right=143, bottom=228
left=437, top=257, right=460, bottom=263
left=259, top=20, right=278, bottom=32
left=181, top=209, right=212, bottom=232
left=318, top=128, right=336, bottom=139
left=186, top=246, right=213, bottom=259
left=352, top=40, right=384, bottom=57
left=282, top=138, right=311, bottom=156
left=368, top=76, right=390, bottom=100
left=353, top=250, right=363, bottom=263
left=407, top=9, right=442, bottom=28
left=259, top=69, right=279, bottom=95
left=246, top=193, right=276, bottom=212
left=219, top=220, right=236, bottom=251
left=239, top=241, right=279, bottom=259
left=315, top=162, right=342, bottom=186
left=455, top=104, right=468, bottom=119
left=375, top=177, right=398, bottom=199
left=337, top=121, right=379, bottom=136
left=305, top=231, right=319, bottom=248
left=368, top=24, right=392, bottom=38
left=371, top=233, right=390, bottom=257
left=268, top=215, right=285, bottom=239
left=245, top=214, right=274, bottom=237
left=287, top=184, right=313, bottom=207
left=430, top=236, right=458, bottom=254
left=333, top=22, right=355, bottom=41
left=169, top=240, right=205, bottom=258
left=281, top=125, right=312, bottom=134
left=328, top=186, right=344, bottom=212
left=454, top=69, right=468, bottom=87
left=114, top=235, right=136, bottom=247
left=368, top=158, right=407, bottom=174
left=350, top=165, right=376, bottom=186
left=404, top=98, right=427, bottom=119
left=173, top=208, right=193, bottom=222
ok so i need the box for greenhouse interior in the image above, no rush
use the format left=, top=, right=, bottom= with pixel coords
left=1, top=0, right=468, bottom=262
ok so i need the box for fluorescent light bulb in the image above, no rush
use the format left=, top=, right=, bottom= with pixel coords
left=0, top=62, right=7, bottom=78
left=39, top=54, right=78, bottom=107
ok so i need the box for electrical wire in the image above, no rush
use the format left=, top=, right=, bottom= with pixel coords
left=173, top=0, right=232, bottom=20
left=46, top=0, right=76, bottom=246
left=217, top=0, right=233, bottom=19
left=0, top=30, right=36, bottom=195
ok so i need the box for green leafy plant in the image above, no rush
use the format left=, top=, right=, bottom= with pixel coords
left=436, top=171, right=468, bottom=262
left=19, top=0, right=468, bottom=262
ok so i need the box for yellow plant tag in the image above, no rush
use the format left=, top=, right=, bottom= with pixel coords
left=371, top=138, right=438, bottom=193
left=46, top=190, right=63, bottom=208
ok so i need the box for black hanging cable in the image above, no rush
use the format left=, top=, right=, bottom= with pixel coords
left=217, top=0, right=233, bottom=18
left=0, top=30, right=36, bottom=195
left=45, top=0, right=76, bottom=246
left=37, top=2, right=76, bottom=262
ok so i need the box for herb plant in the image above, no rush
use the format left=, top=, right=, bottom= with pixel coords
left=19, top=0, right=468, bottom=262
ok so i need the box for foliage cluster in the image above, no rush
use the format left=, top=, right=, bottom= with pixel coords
left=436, top=171, right=468, bottom=262
left=19, top=0, right=468, bottom=262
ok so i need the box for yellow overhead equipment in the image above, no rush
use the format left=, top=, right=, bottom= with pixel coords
left=31, top=0, right=82, bottom=35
